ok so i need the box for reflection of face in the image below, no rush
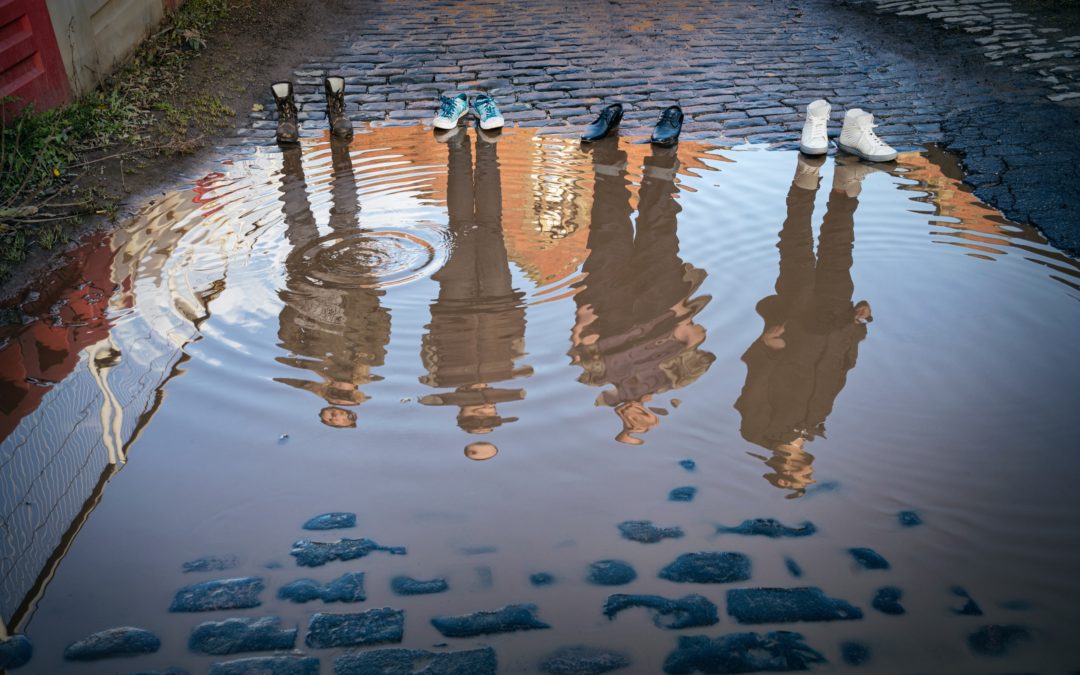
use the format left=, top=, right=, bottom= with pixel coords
left=465, top=442, right=498, bottom=460
left=614, top=400, right=660, bottom=445
left=672, top=320, right=706, bottom=349
left=854, top=301, right=873, bottom=325
left=764, top=438, right=815, bottom=496
left=320, top=406, right=357, bottom=428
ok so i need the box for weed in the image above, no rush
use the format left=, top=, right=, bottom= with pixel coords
left=0, top=0, right=240, bottom=281
left=37, top=224, right=65, bottom=251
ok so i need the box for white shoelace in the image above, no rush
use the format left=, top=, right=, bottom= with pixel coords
left=863, top=124, right=890, bottom=151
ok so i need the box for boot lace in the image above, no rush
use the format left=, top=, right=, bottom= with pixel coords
left=438, top=96, right=463, bottom=119
left=475, top=96, right=500, bottom=120
left=809, top=115, right=828, bottom=137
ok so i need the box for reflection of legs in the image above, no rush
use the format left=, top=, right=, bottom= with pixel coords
left=632, top=146, right=687, bottom=319
left=773, top=159, right=819, bottom=320
left=472, top=134, right=514, bottom=298
left=813, top=187, right=857, bottom=318
left=575, top=137, right=634, bottom=330
left=279, top=145, right=318, bottom=248
left=432, top=133, right=475, bottom=301
left=328, top=139, right=359, bottom=231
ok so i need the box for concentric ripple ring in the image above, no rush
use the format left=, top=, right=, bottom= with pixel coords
left=291, top=229, right=446, bottom=289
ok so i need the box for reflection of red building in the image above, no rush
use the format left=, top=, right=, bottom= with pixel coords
left=0, top=233, right=126, bottom=441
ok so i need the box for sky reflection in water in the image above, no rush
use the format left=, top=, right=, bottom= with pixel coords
left=1, top=126, right=1079, bottom=672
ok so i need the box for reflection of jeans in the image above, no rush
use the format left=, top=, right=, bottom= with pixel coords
left=736, top=172, right=867, bottom=487
left=572, top=145, right=712, bottom=407
left=274, top=141, right=390, bottom=407
left=419, top=136, right=528, bottom=430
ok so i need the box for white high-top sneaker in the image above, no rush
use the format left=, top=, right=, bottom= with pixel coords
left=799, top=99, right=831, bottom=155
left=838, top=109, right=897, bottom=162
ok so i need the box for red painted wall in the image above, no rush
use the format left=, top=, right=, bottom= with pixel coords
left=0, top=0, right=69, bottom=118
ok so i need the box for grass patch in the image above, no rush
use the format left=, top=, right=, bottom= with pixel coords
left=0, top=0, right=240, bottom=280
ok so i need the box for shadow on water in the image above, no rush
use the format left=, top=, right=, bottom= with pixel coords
left=1, top=125, right=1079, bottom=672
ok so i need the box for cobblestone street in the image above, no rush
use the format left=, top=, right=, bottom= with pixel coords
left=235, top=0, right=1080, bottom=255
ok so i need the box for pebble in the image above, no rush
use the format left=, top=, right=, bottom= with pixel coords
left=530, top=572, right=556, bottom=587
left=302, top=512, right=356, bottom=530
left=208, top=655, right=319, bottom=675
left=335, top=647, right=497, bottom=674
left=848, top=547, right=890, bottom=570
left=305, top=608, right=405, bottom=648
left=170, top=577, right=265, bottom=612
left=0, top=635, right=32, bottom=670
left=898, top=511, right=923, bottom=527
left=183, top=555, right=239, bottom=573
left=278, top=571, right=366, bottom=603
left=715, top=518, right=816, bottom=538
left=727, top=587, right=863, bottom=623
left=586, top=560, right=638, bottom=586
left=63, top=627, right=161, bottom=661
left=189, top=617, right=297, bottom=655
left=659, top=551, right=752, bottom=584
left=390, top=575, right=449, bottom=595
left=950, top=586, right=983, bottom=616
left=663, top=632, right=826, bottom=674
left=290, top=538, right=406, bottom=567
left=603, top=593, right=719, bottom=629
left=967, top=624, right=1031, bottom=656
left=841, top=640, right=871, bottom=666
left=431, top=604, right=551, bottom=637
left=668, top=486, right=697, bottom=502
left=540, top=645, right=631, bottom=674
left=617, top=520, right=684, bottom=544
left=871, top=587, right=906, bottom=615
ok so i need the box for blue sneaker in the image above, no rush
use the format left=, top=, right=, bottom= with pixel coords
left=473, top=93, right=505, bottom=130
left=433, top=93, right=468, bottom=130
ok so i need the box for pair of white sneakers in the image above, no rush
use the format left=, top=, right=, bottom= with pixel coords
left=799, top=99, right=897, bottom=162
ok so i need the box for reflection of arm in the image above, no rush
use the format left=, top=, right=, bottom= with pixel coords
left=735, top=342, right=781, bottom=448
left=807, top=323, right=867, bottom=429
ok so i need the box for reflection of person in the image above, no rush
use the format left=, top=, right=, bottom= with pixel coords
left=419, top=130, right=531, bottom=434
left=735, top=155, right=875, bottom=497
left=274, top=139, right=391, bottom=428
left=569, top=138, right=714, bottom=445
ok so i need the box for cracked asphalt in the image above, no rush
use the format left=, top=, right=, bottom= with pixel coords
left=236, top=0, right=1079, bottom=255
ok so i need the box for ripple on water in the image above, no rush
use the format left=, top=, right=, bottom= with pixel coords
left=3, top=125, right=1080, bottom=674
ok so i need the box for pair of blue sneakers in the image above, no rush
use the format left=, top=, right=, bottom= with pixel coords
left=432, top=93, right=504, bottom=131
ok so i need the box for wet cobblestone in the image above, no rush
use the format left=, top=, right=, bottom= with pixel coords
left=232, top=0, right=1080, bottom=254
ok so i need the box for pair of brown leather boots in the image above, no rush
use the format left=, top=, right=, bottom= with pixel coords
left=271, top=76, right=352, bottom=144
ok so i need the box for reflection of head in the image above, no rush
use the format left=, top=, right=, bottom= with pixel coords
left=464, top=441, right=498, bottom=460
left=614, top=400, right=659, bottom=445
left=760, top=438, right=816, bottom=499
left=320, top=406, right=357, bottom=428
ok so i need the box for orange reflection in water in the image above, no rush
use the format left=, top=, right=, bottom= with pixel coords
left=0, top=234, right=125, bottom=442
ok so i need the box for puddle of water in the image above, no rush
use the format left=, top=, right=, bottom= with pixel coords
left=2, top=125, right=1079, bottom=673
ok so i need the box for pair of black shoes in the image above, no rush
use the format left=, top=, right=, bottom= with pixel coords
left=581, top=104, right=683, bottom=146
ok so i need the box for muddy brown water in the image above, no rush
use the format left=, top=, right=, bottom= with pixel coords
left=2, top=126, right=1079, bottom=673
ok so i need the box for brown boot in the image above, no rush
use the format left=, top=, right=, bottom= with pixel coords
left=324, top=76, right=352, bottom=139
left=272, top=81, right=299, bottom=144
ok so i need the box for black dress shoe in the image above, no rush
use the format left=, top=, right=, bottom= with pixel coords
left=651, top=105, right=684, bottom=147
left=581, top=103, right=624, bottom=142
